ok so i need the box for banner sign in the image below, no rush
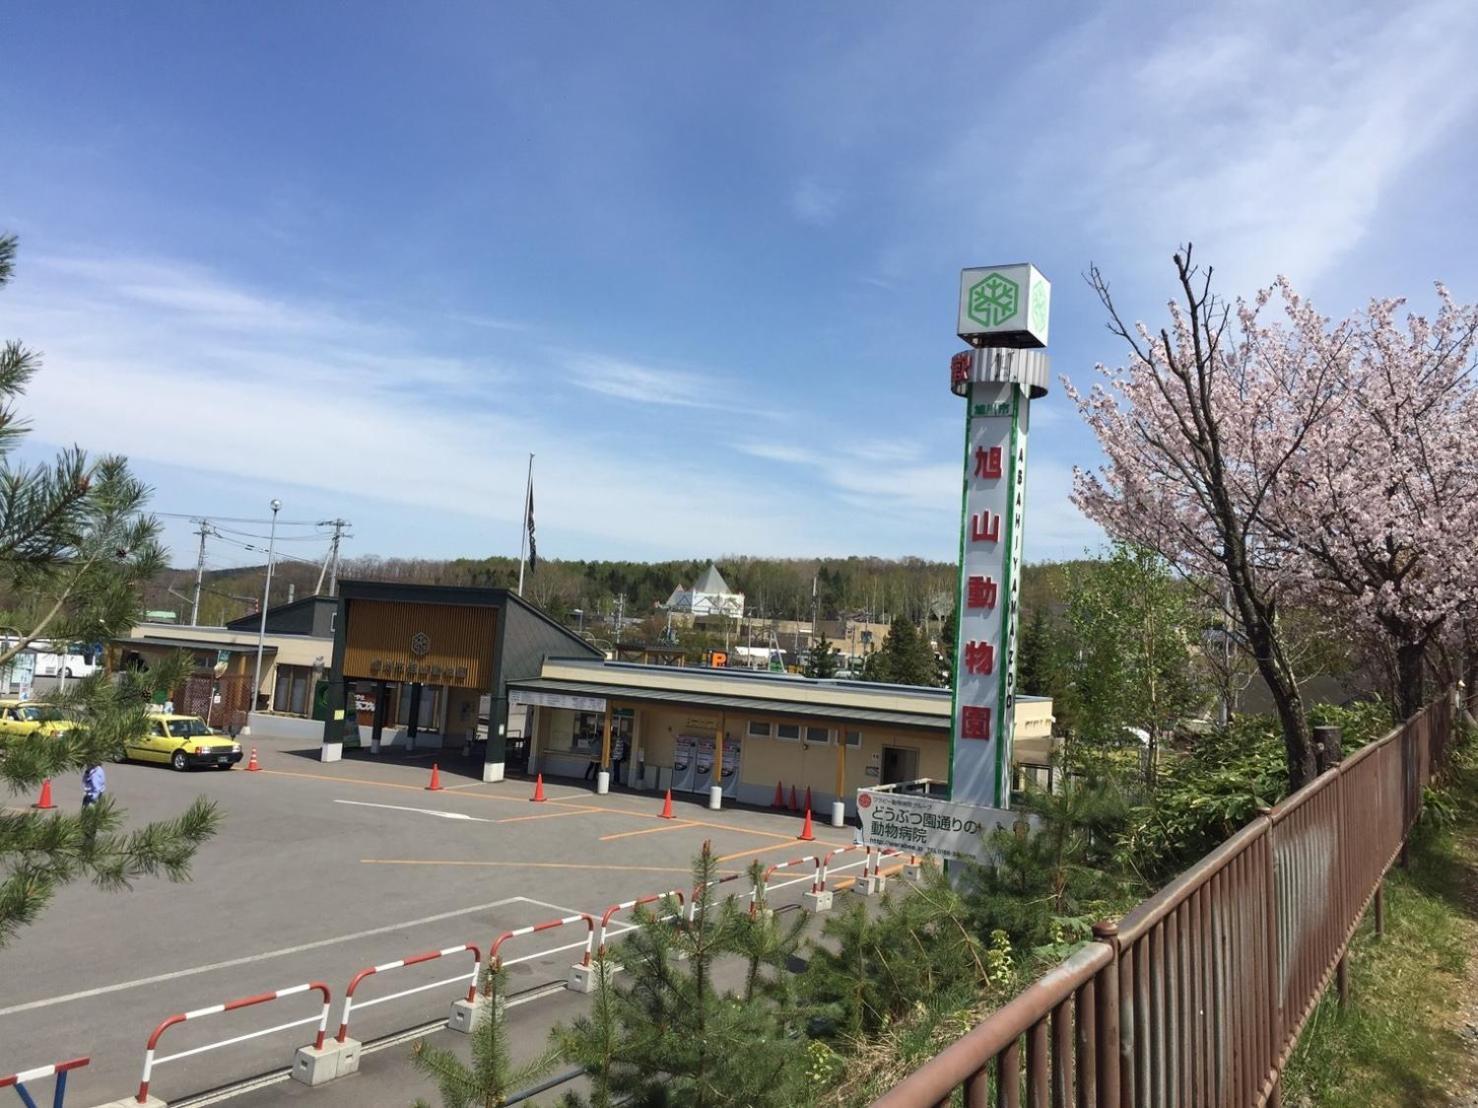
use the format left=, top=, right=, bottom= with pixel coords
left=856, top=788, right=1025, bottom=864
left=950, top=379, right=1029, bottom=808
left=510, top=689, right=607, bottom=713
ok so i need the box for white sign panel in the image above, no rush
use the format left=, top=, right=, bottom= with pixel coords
left=509, top=689, right=607, bottom=713
left=857, top=789, right=1024, bottom=864
left=951, top=381, right=1029, bottom=808
left=957, top=264, right=1051, bottom=348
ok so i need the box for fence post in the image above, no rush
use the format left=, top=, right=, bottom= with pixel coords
left=1090, top=921, right=1120, bottom=1108
left=1258, top=810, right=1284, bottom=1107
left=1374, top=881, right=1386, bottom=939
left=1312, top=723, right=1342, bottom=773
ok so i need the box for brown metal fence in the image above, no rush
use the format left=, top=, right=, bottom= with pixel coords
left=873, top=690, right=1462, bottom=1108
left=173, top=674, right=256, bottom=733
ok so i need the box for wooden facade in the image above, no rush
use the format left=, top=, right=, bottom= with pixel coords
left=341, top=599, right=497, bottom=692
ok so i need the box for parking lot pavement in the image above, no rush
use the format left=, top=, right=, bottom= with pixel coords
left=0, top=740, right=856, bottom=1106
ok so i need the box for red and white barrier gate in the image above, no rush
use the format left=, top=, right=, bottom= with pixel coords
left=754, top=854, right=821, bottom=912
left=596, top=891, right=685, bottom=957
left=1, top=1056, right=88, bottom=1108
left=688, top=871, right=744, bottom=920
left=489, top=913, right=598, bottom=981
left=337, top=943, right=482, bottom=1043
left=135, top=982, right=332, bottom=1104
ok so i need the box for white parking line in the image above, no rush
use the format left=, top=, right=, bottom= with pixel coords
left=333, top=798, right=496, bottom=822
left=0, top=896, right=526, bottom=1017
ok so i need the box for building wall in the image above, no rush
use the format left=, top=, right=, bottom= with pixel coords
left=535, top=701, right=979, bottom=816
left=126, top=623, right=332, bottom=706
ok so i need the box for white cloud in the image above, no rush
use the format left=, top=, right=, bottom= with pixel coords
left=937, top=0, right=1478, bottom=291
left=1, top=249, right=965, bottom=559
left=564, top=352, right=733, bottom=410
left=736, top=442, right=822, bottom=465
left=790, top=178, right=843, bottom=226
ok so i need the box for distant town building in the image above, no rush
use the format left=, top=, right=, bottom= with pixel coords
left=662, top=563, right=745, bottom=624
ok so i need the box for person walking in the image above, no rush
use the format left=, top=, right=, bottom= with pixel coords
left=81, top=763, right=106, bottom=809
left=81, top=762, right=106, bottom=848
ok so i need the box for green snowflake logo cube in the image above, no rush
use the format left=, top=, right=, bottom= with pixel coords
left=1029, top=281, right=1049, bottom=335
left=968, top=273, right=1020, bottom=328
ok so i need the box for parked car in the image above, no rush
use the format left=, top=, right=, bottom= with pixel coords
left=0, top=699, right=77, bottom=740
left=120, top=713, right=243, bottom=771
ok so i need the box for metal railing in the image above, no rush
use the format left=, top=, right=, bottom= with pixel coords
left=874, top=691, right=1460, bottom=1108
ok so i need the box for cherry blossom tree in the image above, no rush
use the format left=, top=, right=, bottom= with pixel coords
left=1269, top=286, right=1478, bottom=718
left=1069, top=246, right=1478, bottom=788
left=1069, top=248, right=1346, bottom=790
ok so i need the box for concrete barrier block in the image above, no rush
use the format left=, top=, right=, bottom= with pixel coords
left=330, top=1036, right=362, bottom=1077
left=92, top=1099, right=167, bottom=1108
left=855, top=874, right=887, bottom=897
left=449, top=994, right=498, bottom=1033
left=802, top=889, right=834, bottom=913
left=567, top=961, right=616, bottom=993
left=292, top=1042, right=343, bottom=1086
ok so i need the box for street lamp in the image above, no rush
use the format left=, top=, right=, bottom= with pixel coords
left=251, top=499, right=281, bottom=720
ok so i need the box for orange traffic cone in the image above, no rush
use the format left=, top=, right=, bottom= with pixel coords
left=245, top=748, right=261, bottom=772
left=789, top=785, right=798, bottom=812
left=771, top=780, right=784, bottom=809
left=659, top=788, right=675, bottom=819
left=33, top=778, right=55, bottom=810
left=797, top=807, right=815, bottom=842
left=530, top=773, right=547, bottom=802
left=426, top=763, right=444, bottom=791
left=804, top=786, right=813, bottom=815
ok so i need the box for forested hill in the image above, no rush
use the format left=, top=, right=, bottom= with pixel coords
left=146, top=554, right=1089, bottom=630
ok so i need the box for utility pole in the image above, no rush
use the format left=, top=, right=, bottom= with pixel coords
left=315, top=519, right=351, bottom=596
left=252, top=500, right=281, bottom=719
left=190, top=519, right=211, bottom=626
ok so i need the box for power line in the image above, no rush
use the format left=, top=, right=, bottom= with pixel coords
left=209, top=532, right=325, bottom=568
left=155, top=512, right=322, bottom=526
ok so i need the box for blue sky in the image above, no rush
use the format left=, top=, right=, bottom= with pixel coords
left=2, top=1, right=1476, bottom=572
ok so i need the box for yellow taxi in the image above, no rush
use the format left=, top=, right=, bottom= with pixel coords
left=121, top=713, right=243, bottom=771
left=0, top=698, right=78, bottom=740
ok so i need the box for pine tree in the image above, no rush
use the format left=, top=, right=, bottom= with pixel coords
left=555, top=844, right=809, bottom=1108
left=961, top=775, right=1133, bottom=960
left=0, top=234, right=220, bottom=944
left=802, top=629, right=840, bottom=679
left=801, top=871, right=989, bottom=1042
left=1016, top=607, right=1053, bottom=696
left=872, top=614, right=936, bottom=687
left=413, top=964, right=562, bottom=1108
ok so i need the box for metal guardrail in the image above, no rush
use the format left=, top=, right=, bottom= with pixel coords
left=0, top=1057, right=88, bottom=1108
left=873, top=691, right=1459, bottom=1108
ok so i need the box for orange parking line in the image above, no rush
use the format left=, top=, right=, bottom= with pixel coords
left=599, top=822, right=700, bottom=841
left=712, top=839, right=845, bottom=868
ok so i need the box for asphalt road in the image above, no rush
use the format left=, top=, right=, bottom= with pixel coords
left=0, top=741, right=865, bottom=1106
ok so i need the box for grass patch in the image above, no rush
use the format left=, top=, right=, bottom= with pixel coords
left=1281, top=743, right=1478, bottom=1107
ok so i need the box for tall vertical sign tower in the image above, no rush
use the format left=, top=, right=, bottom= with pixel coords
left=949, top=264, right=1051, bottom=810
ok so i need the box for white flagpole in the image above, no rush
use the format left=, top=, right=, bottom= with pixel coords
left=517, top=453, right=534, bottom=596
